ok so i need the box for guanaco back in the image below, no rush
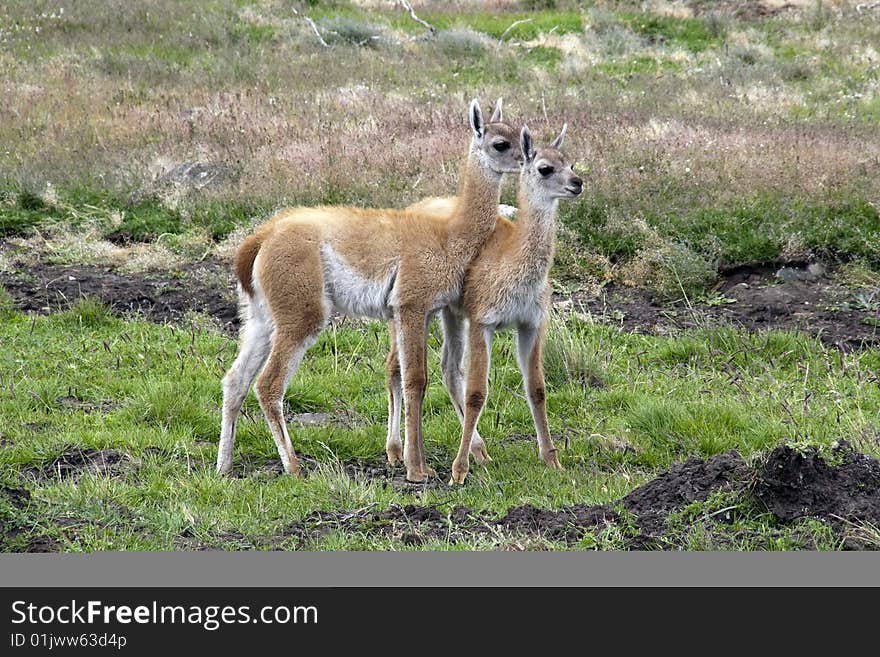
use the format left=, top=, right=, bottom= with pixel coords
left=216, top=99, right=521, bottom=482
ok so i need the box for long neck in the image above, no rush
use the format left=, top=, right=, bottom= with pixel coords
left=448, top=147, right=502, bottom=260
left=510, top=183, right=558, bottom=279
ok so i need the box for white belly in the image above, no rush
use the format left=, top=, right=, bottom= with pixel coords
left=320, top=243, right=397, bottom=320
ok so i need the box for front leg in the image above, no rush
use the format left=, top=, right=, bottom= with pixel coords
left=396, top=306, right=434, bottom=482
left=451, top=322, right=493, bottom=485
left=440, top=307, right=491, bottom=464
left=516, top=322, right=562, bottom=470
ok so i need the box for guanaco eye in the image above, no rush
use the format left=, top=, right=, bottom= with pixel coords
left=538, top=165, right=554, bottom=177
left=493, top=141, right=510, bottom=152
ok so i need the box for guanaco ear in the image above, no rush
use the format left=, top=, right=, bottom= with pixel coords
left=520, top=125, right=535, bottom=163
left=489, top=97, right=503, bottom=123
left=551, top=123, right=567, bottom=150
left=469, top=99, right=485, bottom=142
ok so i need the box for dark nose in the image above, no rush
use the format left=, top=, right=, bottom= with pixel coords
left=569, top=176, right=583, bottom=192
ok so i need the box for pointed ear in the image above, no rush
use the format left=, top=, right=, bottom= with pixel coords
left=551, top=123, right=567, bottom=150
left=469, top=99, right=484, bottom=142
left=520, top=125, right=535, bottom=163
left=489, top=97, right=503, bottom=123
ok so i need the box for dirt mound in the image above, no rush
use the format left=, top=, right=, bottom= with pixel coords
left=623, top=450, right=749, bottom=536
left=755, top=441, right=880, bottom=525
left=28, top=447, right=130, bottom=481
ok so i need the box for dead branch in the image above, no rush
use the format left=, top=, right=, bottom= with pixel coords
left=400, top=0, right=436, bottom=36
left=292, top=8, right=330, bottom=48
left=499, top=17, right=533, bottom=41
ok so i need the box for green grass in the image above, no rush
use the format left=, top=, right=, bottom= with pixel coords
left=617, top=12, right=721, bottom=53
left=2, top=301, right=878, bottom=551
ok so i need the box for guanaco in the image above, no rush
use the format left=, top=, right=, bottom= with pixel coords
left=216, top=99, right=521, bottom=482
left=386, top=124, right=583, bottom=484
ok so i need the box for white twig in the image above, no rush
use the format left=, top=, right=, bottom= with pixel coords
left=499, top=17, right=533, bottom=41
left=856, top=2, right=880, bottom=11
left=400, top=0, right=436, bottom=35
left=292, top=8, right=330, bottom=48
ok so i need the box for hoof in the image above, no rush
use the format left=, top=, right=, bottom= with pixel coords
left=470, top=442, right=492, bottom=465
left=386, top=444, right=403, bottom=467
left=542, top=449, right=563, bottom=470
left=449, top=471, right=468, bottom=486
left=405, top=470, right=427, bottom=484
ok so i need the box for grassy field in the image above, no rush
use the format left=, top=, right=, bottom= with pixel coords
left=2, top=0, right=880, bottom=551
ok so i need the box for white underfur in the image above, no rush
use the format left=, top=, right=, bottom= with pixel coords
left=319, top=243, right=397, bottom=320
left=481, top=279, right=547, bottom=330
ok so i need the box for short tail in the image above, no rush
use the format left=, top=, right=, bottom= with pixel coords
left=233, top=230, right=265, bottom=298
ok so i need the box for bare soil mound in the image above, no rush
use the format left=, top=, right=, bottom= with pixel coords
left=27, top=447, right=131, bottom=481
left=283, top=443, right=880, bottom=549
left=755, top=441, right=880, bottom=525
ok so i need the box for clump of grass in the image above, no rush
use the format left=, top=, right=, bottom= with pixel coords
left=620, top=240, right=717, bottom=300
left=320, top=16, right=382, bottom=47
left=542, top=315, right=605, bottom=388
left=435, top=28, right=490, bottom=60
left=837, top=260, right=880, bottom=289
left=57, top=298, right=115, bottom=329
left=0, top=285, right=15, bottom=319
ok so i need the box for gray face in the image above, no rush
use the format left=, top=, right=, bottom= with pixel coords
left=479, top=121, right=523, bottom=174
left=468, top=98, right=523, bottom=175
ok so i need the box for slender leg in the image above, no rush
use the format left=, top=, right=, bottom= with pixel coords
left=254, top=325, right=321, bottom=477
left=396, top=306, right=434, bottom=482
left=216, top=304, right=272, bottom=475
left=440, top=308, right=491, bottom=464
left=450, top=322, right=493, bottom=485
left=516, top=322, right=562, bottom=470
left=385, top=319, right=404, bottom=466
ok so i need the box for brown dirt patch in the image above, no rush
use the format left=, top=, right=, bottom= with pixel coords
left=570, top=263, right=880, bottom=350
left=26, top=447, right=131, bottom=481
left=0, top=261, right=239, bottom=331
left=755, top=441, right=880, bottom=526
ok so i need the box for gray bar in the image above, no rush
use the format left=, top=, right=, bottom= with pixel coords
left=1, top=553, right=877, bottom=587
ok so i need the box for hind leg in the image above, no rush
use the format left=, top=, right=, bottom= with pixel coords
left=216, top=305, right=272, bottom=475
left=255, top=326, right=320, bottom=476
left=251, top=236, right=327, bottom=476
left=440, top=308, right=491, bottom=464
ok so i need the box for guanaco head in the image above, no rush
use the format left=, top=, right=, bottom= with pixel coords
left=519, top=123, right=583, bottom=205
left=469, top=97, right=522, bottom=176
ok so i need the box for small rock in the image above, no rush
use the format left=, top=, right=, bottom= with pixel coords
left=775, top=267, right=803, bottom=283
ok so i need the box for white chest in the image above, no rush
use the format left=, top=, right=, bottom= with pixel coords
left=481, top=281, right=546, bottom=330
